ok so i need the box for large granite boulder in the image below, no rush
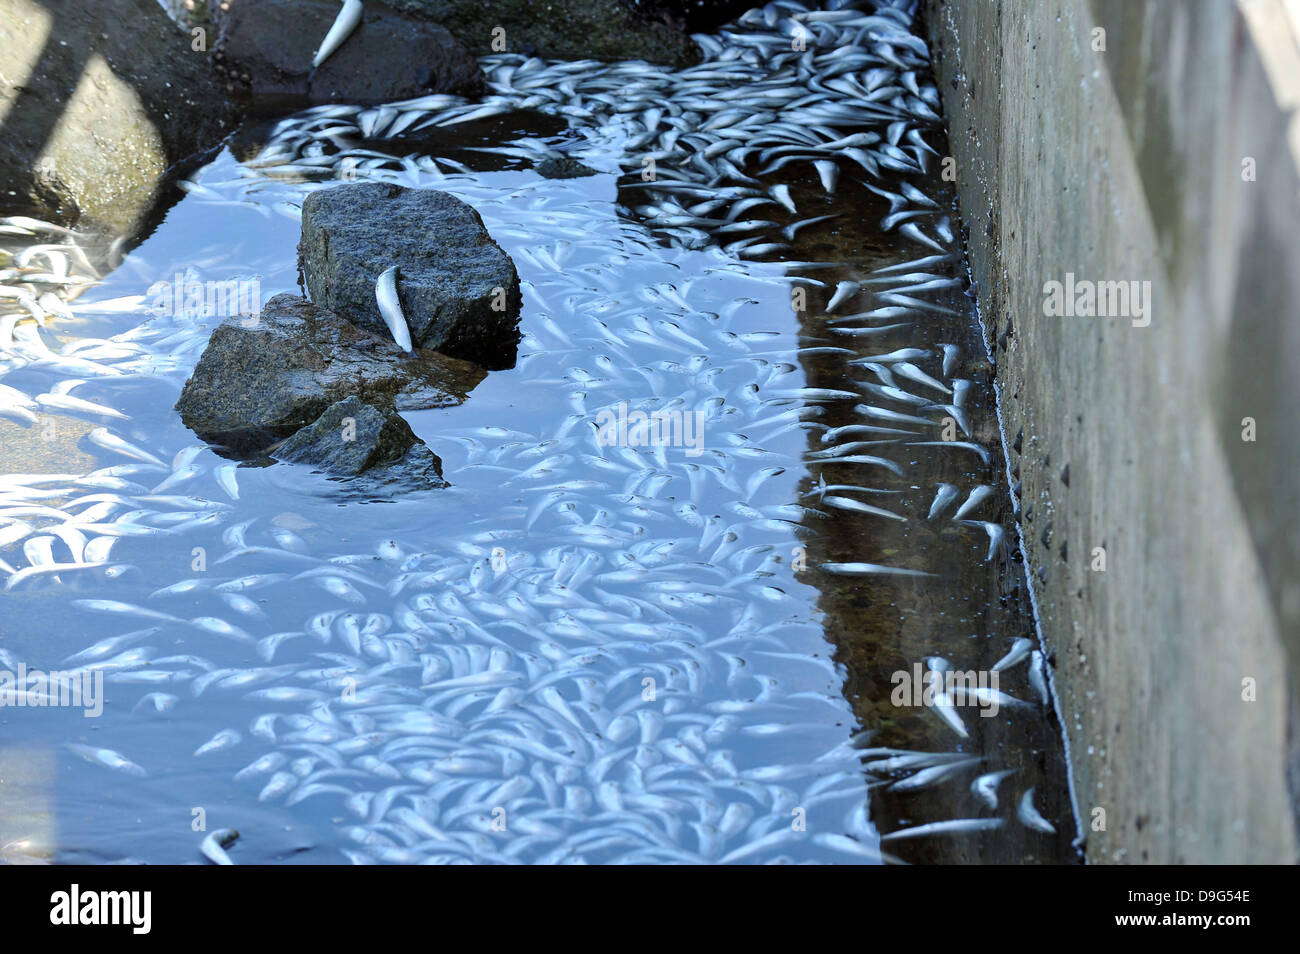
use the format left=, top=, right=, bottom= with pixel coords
left=273, top=396, right=446, bottom=486
left=298, top=183, right=522, bottom=369
left=174, top=293, right=483, bottom=455
left=213, top=0, right=483, bottom=106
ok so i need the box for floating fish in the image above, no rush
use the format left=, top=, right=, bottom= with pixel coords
left=199, top=828, right=240, bottom=865
left=1017, top=787, right=1056, bottom=834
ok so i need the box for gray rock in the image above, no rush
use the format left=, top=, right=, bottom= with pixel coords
left=299, top=183, right=521, bottom=369
left=0, top=0, right=237, bottom=232
left=213, top=0, right=483, bottom=106
left=273, top=395, right=446, bottom=485
left=536, top=156, right=598, bottom=179
left=174, top=293, right=484, bottom=455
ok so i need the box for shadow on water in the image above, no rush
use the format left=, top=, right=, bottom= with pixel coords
left=771, top=160, right=1076, bottom=863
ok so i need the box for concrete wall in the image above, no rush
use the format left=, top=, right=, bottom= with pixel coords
left=923, top=0, right=1299, bottom=863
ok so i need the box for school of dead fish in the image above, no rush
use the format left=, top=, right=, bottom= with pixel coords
left=0, top=0, right=1059, bottom=864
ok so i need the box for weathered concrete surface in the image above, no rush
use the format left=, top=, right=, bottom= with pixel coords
left=923, top=0, right=1299, bottom=862
left=0, top=0, right=237, bottom=232
left=175, top=293, right=484, bottom=455
left=212, top=0, right=484, bottom=105
left=299, top=183, right=522, bottom=369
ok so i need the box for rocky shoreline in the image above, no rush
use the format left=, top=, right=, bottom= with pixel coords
left=0, top=0, right=745, bottom=233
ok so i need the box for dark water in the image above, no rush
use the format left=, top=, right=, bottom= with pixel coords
left=0, top=0, right=1073, bottom=864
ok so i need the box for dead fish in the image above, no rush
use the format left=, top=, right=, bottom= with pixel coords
left=962, top=520, right=1005, bottom=561
left=820, top=562, right=935, bottom=578
left=781, top=214, right=838, bottom=241
left=71, top=599, right=183, bottom=624
left=375, top=265, right=413, bottom=352
left=65, top=743, right=146, bottom=777
left=893, top=361, right=950, bottom=395
left=189, top=617, right=255, bottom=643
left=86, top=428, right=167, bottom=468
left=938, top=342, right=960, bottom=376
left=258, top=771, right=299, bottom=802
left=312, top=0, right=363, bottom=69
left=952, top=485, right=993, bottom=520
left=1028, top=650, right=1050, bottom=706
left=896, top=221, right=946, bottom=252
left=881, top=818, right=1003, bottom=841
left=35, top=392, right=127, bottom=420
left=927, top=483, right=958, bottom=520
left=971, top=769, right=1015, bottom=809
left=133, top=692, right=178, bottom=714
left=820, top=495, right=905, bottom=522
left=927, top=403, right=971, bottom=437
left=768, top=184, right=797, bottom=214
left=63, top=627, right=160, bottom=664
left=851, top=348, right=928, bottom=364
left=931, top=687, right=969, bottom=738
left=234, top=752, right=288, bottom=782
left=825, top=281, right=860, bottom=313
left=992, top=637, right=1034, bottom=671
left=891, top=756, right=981, bottom=793
left=199, top=827, right=240, bottom=865
left=215, top=463, right=240, bottom=500
left=194, top=728, right=242, bottom=757
left=1017, top=787, right=1056, bottom=833
left=857, top=405, right=936, bottom=427
left=812, top=159, right=839, bottom=193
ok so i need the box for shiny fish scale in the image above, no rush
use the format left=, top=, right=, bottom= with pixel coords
left=0, top=0, right=1039, bottom=863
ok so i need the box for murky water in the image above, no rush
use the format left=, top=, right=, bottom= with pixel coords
left=0, top=0, right=1072, bottom=864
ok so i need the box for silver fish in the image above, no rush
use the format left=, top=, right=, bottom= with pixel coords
left=199, top=828, right=240, bottom=865
left=1017, top=787, right=1056, bottom=833
left=194, top=728, right=243, bottom=757
left=375, top=265, right=413, bottom=352
left=313, top=0, right=363, bottom=69
left=970, top=769, right=1015, bottom=809
left=66, top=743, right=146, bottom=777
left=880, top=818, right=1003, bottom=842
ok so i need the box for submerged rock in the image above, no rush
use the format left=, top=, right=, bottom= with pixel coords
left=174, top=293, right=483, bottom=456
left=214, top=0, right=483, bottom=105
left=273, top=396, right=446, bottom=486
left=299, top=183, right=522, bottom=369
left=536, top=156, right=598, bottom=179
left=0, top=0, right=237, bottom=231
